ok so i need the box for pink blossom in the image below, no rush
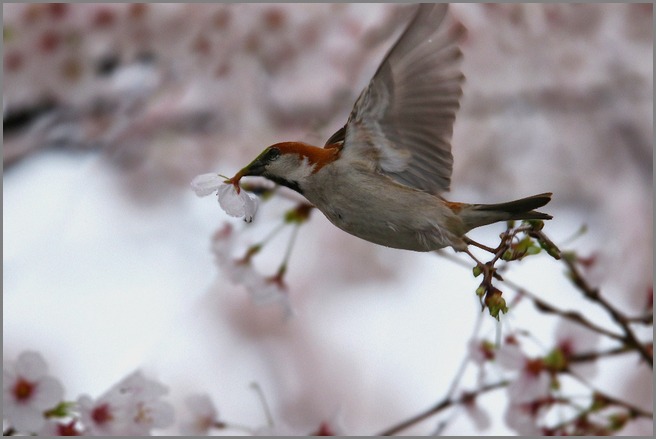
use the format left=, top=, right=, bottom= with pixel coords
left=503, top=400, right=548, bottom=436
left=38, top=419, right=82, bottom=436
left=2, top=351, right=65, bottom=433
left=211, top=223, right=294, bottom=317
left=78, top=370, right=174, bottom=436
left=461, top=393, right=491, bottom=431
left=496, top=341, right=552, bottom=434
left=179, top=393, right=219, bottom=436
left=496, top=343, right=551, bottom=404
left=467, top=339, right=495, bottom=365
left=554, top=319, right=600, bottom=357
left=224, top=259, right=295, bottom=317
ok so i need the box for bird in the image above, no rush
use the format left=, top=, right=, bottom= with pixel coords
left=228, top=3, right=552, bottom=254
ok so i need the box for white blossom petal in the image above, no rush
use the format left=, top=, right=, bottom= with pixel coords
left=504, top=403, right=543, bottom=436
left=496, top=343, right=525, bottom=371
left=30, top=376, right=64, bottom=410
left=191, top=173, right=224, bottom=197
left=241, top=191, right=259, bottom=223
left=217, top=184, right=259, bottom=222
left=217, top=184, right=246, bottom=216
left=6, top=405, right=45, bottom=433
left=180, top=394, right=218, bottom=436
left=3, top=351, right=64, bottom=433
left=16, top=351, right=47, bottom=381
left=508, top=371, right=551, bottom=404
left=464, top=401, right=491, bottom=431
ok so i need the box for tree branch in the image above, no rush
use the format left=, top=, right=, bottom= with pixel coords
left=376, top=381, right=508, bottom=436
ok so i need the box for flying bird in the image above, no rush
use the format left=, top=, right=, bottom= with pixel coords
left=228, top=3, right=552, bottom=253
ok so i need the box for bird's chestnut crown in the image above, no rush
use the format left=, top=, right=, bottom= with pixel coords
left=229, top=141, right=340, bottom=194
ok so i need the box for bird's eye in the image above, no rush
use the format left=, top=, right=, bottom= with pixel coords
left=264, top=147, right=281, bottom=162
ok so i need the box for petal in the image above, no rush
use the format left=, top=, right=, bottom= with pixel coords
left=217, top=184, right=246, bottom=217
left=504, top=404, right=541, bottom=436
left=149, top=400, right=175, bottom=429
left=465, top=403, right=491, bottom=431
left=508, top=371, right=550, bottom=404
left=32, top=376, right=65, bottom=410
left=5, top=404, right=46, bottom=432
left=191, top=173, right=224, bottom=197
left=495, top=343, right=525, bottom=371
left=241, top=192, right=259, bottom=223
left=16, top=351, right=48, bottom=381
left=185, top=394, right=218, bottom=419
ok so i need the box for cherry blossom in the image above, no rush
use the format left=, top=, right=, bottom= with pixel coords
left=496, top=342, right=551, bottom=404
left=503, top=399, right=549, bottom=436
left=211, top=223, right=294, bottom=317
left=191, top=173, right=258, bottom=222
left=467, top=339, right=495, bottom=365
left=460, top=393, right=491, bottom=431
left=2, top=351, right=65, bottom=433
left=38, top=419, right=82, bottom=436
left=551, top=318, right=601, bottom=375
left=190, top=173, right=225, bottom=197
left=78, top=370, right=174, bottom=436
left=179, top=393, right=219, bottom=436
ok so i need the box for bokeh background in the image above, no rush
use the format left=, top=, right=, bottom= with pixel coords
left=3, top=3, right=653, bottom=435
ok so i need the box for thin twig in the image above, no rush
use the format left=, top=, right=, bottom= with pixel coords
left=376, top=381, right=508, bottom=436
left=568, top=345, right=634, bottom=363
left=564, top=370, right=653, bottom=419
left=532, top=230, right=653, bottom=367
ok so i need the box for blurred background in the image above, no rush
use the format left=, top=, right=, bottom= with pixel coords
left=3, top=3, right=653, bottom=435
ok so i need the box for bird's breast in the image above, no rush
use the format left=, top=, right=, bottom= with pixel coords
left=302, top=164, right=463, bottom=251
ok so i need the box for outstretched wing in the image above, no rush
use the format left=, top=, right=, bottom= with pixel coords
left=337, top=3, right=465, bottom=194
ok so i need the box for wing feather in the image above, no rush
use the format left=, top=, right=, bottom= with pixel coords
left=340, top=3, right=466, bottom=194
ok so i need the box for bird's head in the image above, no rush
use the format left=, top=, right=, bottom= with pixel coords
left=229, top=142, right=340, bottom=194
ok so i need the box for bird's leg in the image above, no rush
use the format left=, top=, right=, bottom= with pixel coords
left=463, top=236, right=497, bottom=254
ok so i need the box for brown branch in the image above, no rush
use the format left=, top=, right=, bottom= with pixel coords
left=435, top=250, right=627, bottom=344
left=568, top=345, right=634, bottom=363
left=376, top=381, right=508, bottom=436
left=518, top=287, right=626, bottom=343
left=531, top=230, right=653, bottom=367
left=564, top=371, right=653, bottom=419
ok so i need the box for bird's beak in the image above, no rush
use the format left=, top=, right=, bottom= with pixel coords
left=238, top=158, right=266, bottom=177
left=227, top=155, right=267, bottom=186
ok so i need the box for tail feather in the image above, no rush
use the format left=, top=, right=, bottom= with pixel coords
left=460, top=192, right=552, bottom=231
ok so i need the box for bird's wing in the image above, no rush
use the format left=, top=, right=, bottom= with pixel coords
left=339, top=3, right=465, bottom=194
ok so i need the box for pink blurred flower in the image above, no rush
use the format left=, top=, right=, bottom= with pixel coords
left=179, top=393, right=219, bottom=436
left=2, top=351, right=65, bottom=433
left=503, top=399, right=549, bottom=436
left=496, top=342, right=551, bottom=404
left=38, top=419, right=82, bottom=436
left=211, top=223, right=294, bottom=317
left=554, top=319, right=600, bottom=357
left=553, top=318, right=601, bottom=376
left=467, top=339, right=495, bottom=365
left=461, top=392, right=491, bottom=431
left=78, top=370, right=174, bottom=436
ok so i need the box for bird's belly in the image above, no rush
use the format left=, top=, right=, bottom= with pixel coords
left=305, top=181, right=460, bottom=252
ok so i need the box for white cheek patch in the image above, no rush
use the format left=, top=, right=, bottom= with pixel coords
left=288, top=156, right=316, bottom=180
left=270, top=155, right=316, bottom=182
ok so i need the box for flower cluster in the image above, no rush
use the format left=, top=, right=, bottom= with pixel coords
left=211, top=223, right=294, bottom=317
left=3, top=351, right=175, bottom=436
left=456, top=318, right=639, bottom=436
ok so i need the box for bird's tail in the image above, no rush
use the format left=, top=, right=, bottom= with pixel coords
left=458, top=192, right=553, bottom=231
